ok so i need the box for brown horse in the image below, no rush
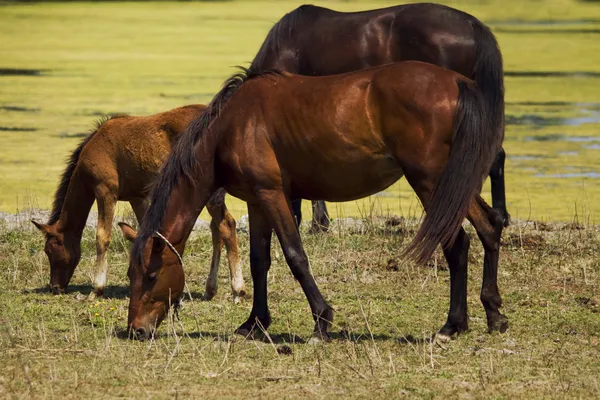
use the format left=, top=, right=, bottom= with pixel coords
left=32, top=105, right=245, bottom=301
left=125, top=61, right=507, bottom=341
left=248, top=3, right=509, bottom=231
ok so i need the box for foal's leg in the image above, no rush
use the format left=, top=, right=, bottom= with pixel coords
left=92, top=184, right=117, bottom=297
left=309, top=200, right=330, bottom=233
left=205, top=198, right=245, bottom=301
left=235, top=203, right=273, bottom=337
left=468, top=195, right=509, bottom=333
left=252, top=189, right=333, bottom=340
left=130, top=197, right=150, bottom=225
left=220, top=206, right=246, bottom=301
left=489, top=147, right=510, bottom=227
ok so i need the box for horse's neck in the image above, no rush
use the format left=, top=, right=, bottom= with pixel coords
left=54, top=171, right=96, bottom=237
left=160, top=181, right=215, bottom=255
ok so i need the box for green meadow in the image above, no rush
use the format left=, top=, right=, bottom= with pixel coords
left=1, top=1, right=600, bottom=398
left=1, top=0, right=600, bottom=221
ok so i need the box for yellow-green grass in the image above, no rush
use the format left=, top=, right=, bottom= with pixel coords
left=1, top=0, right=600, bottom=222
left=1, top=217, right=600, bottom=398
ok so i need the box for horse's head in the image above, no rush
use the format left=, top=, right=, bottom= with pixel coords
left=119, top=222, right=185, bottom=340
left=32, top=220, right=81, bottom=294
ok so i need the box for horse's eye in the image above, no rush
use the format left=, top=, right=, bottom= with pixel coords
left=148, top=272, right=157, bottom=282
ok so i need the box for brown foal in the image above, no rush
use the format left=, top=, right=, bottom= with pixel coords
left=32, top=105, right=245, bottom=301
left=126, top=61, right=507, bottom=341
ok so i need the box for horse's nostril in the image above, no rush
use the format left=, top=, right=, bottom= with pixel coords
left=135, top=327, right=147, bottom=339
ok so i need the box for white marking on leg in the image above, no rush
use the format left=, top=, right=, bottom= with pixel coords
left=93, top=254, right=108, bottom=293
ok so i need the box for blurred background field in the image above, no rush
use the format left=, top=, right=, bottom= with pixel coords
left=2, top=2, right=600, bottom=398
left=1, top=0, right=600, bottom=222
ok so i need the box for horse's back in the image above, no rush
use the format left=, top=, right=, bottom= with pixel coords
left=218, top=62, right=463, bottom=202
left=77, top=105, right=205, bottom=199
left=254, top=3, right=479, bottom=78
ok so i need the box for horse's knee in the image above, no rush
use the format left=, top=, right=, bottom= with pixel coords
left=480, top=285, right=502, bottom=309
left=284, top=248, right=309, bottom=279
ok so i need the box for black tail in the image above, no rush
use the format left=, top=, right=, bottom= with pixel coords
left=405, top=81, right=499, bottom=263
left=471, top=19, right=504, bottom=146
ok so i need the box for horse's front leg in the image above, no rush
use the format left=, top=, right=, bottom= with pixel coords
left=255, top=189, right=333, bottom=341
left=235, top=203, right=272, bottom=337
left=91, top=185, right=117, bottom=298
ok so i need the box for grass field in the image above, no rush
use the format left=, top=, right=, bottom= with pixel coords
left=1, top=0, right=600, bottom=398
left=1, top=0, right=600, bottom=221
left=2, top=217, right=600, bottom=398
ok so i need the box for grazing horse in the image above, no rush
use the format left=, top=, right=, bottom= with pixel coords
left=125, top=61, right=507, bottom=341
left=248, top=3, right=508, bottom=231
left=32, top=105, right=245, bottom=301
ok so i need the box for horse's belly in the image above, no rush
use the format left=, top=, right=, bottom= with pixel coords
left=290, top=157, right=404, bottom=202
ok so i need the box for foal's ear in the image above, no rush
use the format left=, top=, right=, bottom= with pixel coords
left=118, top=222, right=138, bottom=242
left=31, top=220, right=49, bottom=233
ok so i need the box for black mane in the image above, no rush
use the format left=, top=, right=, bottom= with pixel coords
left=132, top=67, right=281, bottom=264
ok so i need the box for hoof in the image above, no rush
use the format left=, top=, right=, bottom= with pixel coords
left=499, top=211, right=511, bottom=227
left=89, top=287, right=104, bottom=299
left=434, top=332, right=452, bottom=345
left=308, top=336, right=325, bottom=345
left=234, top=324, right=254, bottom=338
left=202, top=291, right=216, bottom=302
left=488, top=314, right=509, bottom=333
left=232, top=288, right=247, bottom=304
left=310, top=330, right=331, bottom=344
left=235, top=315, right=271, bottom=339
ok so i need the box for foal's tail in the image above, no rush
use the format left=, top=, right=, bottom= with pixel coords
left=405, top=80, right=498, bottom=263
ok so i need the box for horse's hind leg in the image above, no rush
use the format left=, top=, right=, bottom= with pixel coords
left=437, top=227, right=470, bottom=340
left=291, top=198, right=302, bottom=227
left=92, top=184, right=117, bottom=297
left=403, top=165, right=469, bottom=339
left=130, top=197, right=150, bottom=225
left=489, top=147, right=510, bottom=226
left=468, top=195, right=509, bottom=333
left=205, top=193, right=245, bottom=302
left=309, top=200, right=330, bottom=233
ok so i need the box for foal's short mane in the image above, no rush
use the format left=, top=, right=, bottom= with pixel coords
left=48, top=114, right=127, bottom=225
left=132, top=67, right=281, bottom=264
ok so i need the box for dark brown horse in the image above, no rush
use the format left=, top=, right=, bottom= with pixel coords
left=247, top=3, right=508, bottom=231
left=125, top=61, right=507, bottom=341
left=32, top=105, right=245, bottom=301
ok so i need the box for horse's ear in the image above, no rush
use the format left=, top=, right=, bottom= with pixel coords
left=118, top=222, right=137, bottom=242
left=31, top=220, right=49, bottom=233
left=151, top=233, right=166, bottom=252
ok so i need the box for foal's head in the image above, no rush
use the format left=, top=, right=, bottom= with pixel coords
left=32, top=221, right=81, bottom=294
left=119, top=223, right=185, bottom=340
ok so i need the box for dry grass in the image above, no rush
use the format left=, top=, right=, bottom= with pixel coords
left=1, top=214, right=599, bottom=398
